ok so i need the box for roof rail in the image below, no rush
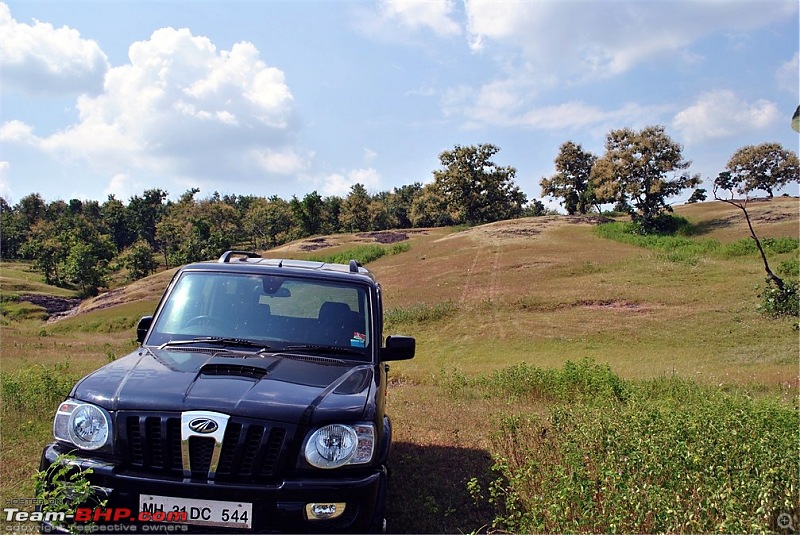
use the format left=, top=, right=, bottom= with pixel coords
left=349, top=259, right=362, bottom=273
left=218, top=251, right=261, bottom=263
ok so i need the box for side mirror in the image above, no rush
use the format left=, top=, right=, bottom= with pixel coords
left=381, top=335, right=415, bottom=361
left=136, top=316, right=153, bottom=344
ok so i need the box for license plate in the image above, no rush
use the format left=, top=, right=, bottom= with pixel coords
left=139, top=494, right=252, bottom=529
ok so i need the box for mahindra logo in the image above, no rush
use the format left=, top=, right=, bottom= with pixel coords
left=188, top=418, right=219, bottom=434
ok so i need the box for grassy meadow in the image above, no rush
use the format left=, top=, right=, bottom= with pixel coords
left=1, top=198, right=798, bottom=533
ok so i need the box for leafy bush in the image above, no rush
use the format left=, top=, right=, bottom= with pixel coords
left=444, top=358, right=628, bottom=402
left=1, top=362, right=79, bottom=414
left=34, top=453, right=107, bottom=534
left=310, top=242, right=410, bottom=265
left=385, top=300, right=458, bottom=328
left=460, top=360, right=799, bottom=533
left=757, top=280, right=799, bottom=320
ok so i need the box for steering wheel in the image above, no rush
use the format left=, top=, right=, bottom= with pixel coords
left=185, top=315, right=215, bottom=328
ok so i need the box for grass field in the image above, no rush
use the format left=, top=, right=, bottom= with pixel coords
left=1, top=198, right=798, bottom=533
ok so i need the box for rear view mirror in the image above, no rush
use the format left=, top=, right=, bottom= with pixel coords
left=381, top=335, right=415, bottom=361
left=136, top=316, right=153, bottom=344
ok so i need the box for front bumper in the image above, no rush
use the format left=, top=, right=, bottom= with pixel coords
left=39, top=444, right=386, bottom=533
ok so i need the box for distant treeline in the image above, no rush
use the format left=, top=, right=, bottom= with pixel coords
left=0, top=144, right=551, bottom=296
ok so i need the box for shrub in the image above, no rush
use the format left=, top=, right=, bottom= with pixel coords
left=385, top=300, right=458, bottom=328
left=310, top=242, right=410, bottom=265
left=757, top=279, right=799, bottom=320
left=1, top=362, right=79, bottom=414
left=459, top=361, right=799, bottom=534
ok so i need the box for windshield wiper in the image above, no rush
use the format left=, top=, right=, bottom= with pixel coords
left=278, top=344, right=365, bottom=357
left=159, top=337, right=271, bottom=351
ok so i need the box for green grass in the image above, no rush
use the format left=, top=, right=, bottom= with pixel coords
left=450, top=360, right=799, bottom=534
left=309, top=242, right=410, bottom=265
left=596, top=220, right=799, bottom=263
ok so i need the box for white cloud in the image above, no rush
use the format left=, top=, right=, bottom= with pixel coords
left=103, top=173, right=140, bottom=202
left=0, top=120, right=38, bottom=144
left=464, top=1, right=795, bottom=80
left=252, top=148, right=309, bottom=175
left=672, top=90, right=780, bottom=143
left=314, top=168, right=382, bottom=197
left=355, top=0, right=462, bottom=43
left=6, top=26, right=306, bottom=189
left=379, top=0, right=462, bottom=37
left=444, top=81, right=665, bottom=133
left=0, top=2, right=108, bottom=94
left=451, top=1, right=795, bottom=133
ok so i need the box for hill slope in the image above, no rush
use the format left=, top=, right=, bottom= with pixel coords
left=26, top=198, right=800, bottom=385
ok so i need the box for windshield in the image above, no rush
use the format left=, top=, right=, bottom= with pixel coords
left=147, top=271, right=372, bottom=358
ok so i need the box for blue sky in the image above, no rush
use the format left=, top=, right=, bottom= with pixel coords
left=1, top=1, right=798, bottom=208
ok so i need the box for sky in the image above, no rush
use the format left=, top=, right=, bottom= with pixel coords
left=1, top=0, right=798, bottom=209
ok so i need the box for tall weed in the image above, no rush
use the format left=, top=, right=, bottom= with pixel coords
left=444, top=358, right=628, bottom=402
left=385, top=300, right=459, bottom=328
left=596, top=220, right=799, bottom=261
left=310, top=242, right=410, bottom=265
left=1, top=362, right=78, bottom=414
left=462, top=361, right=799, bottom=533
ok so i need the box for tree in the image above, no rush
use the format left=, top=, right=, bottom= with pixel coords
left=118, top=240, right=158, bottom=281
left=433, top=144, right=526, bottom=225
left=386, top=183, right=423, bottom=229
left=340, top=184, right=371, bottom=232
left=540, top=141, right=597, bottom=215
left=409, top=184, right=452, bottom=227
left=101, top=195, right=135, bottom=252
left=63, top=237, right=114, bottom=297
left=127, top=189, right=168, bottom=247
left=686, top=188, right=707, bottom=204
left=290, top=191, right=324, bottom=237
left=725, top=143, right=799, bottom=198
left=713, top=170, right=797, bottom=317
left=0, top=198, right=28, bottom=259
left=242, top=196, right=296, bottom=249
left=591, top=125, right=700, bottom=232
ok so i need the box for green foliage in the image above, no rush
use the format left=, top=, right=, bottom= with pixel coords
left=723, top=142, right=800, bottom=197
left=756, top=279, right=799, bottom=320
left=0, top=296, right=49, bottom=321
left=309, top=242, right=410, bottom=266
left=591, top=125, right=700, bottom=232
left=443, top=358, right=628, bottom=402
left=33, top=453, right=107, bottom=534
left=117, top=239, right=158, bottom=281
left=540, top=141, right=598, bottom=215
left=1, top=361, right=79, bottom=414
left=456, top=360, right=799, bottom=534
left=686, top=188, right=707, bottom=203
left=597, top=219, right=799, bottom=262
left=433, top=144, right=527, bottom=225
left=385, top=300, right=459, bottom=328
left=46, top=314, right=143, bottom=334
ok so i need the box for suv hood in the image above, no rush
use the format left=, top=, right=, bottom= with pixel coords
left=71, top=348, right=375, bottom=425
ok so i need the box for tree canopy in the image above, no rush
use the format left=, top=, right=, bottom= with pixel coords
left=724, top=143, right=799, bottom=198
left=591, top=125, right=700, bottom=231
left=433, top=144, right=527, bottom=225
left=540, top=141, right=597, bottom=215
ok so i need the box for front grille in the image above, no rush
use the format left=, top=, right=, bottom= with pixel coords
left=123, top=413, right=290, bottom=482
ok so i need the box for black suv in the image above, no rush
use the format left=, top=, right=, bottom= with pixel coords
left=39, top=251, right=415, bottom=533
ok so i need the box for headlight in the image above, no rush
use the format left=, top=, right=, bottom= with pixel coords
left=303, top=423, right=375, bottom=469
left=53, top=400, right=112, bottom=450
